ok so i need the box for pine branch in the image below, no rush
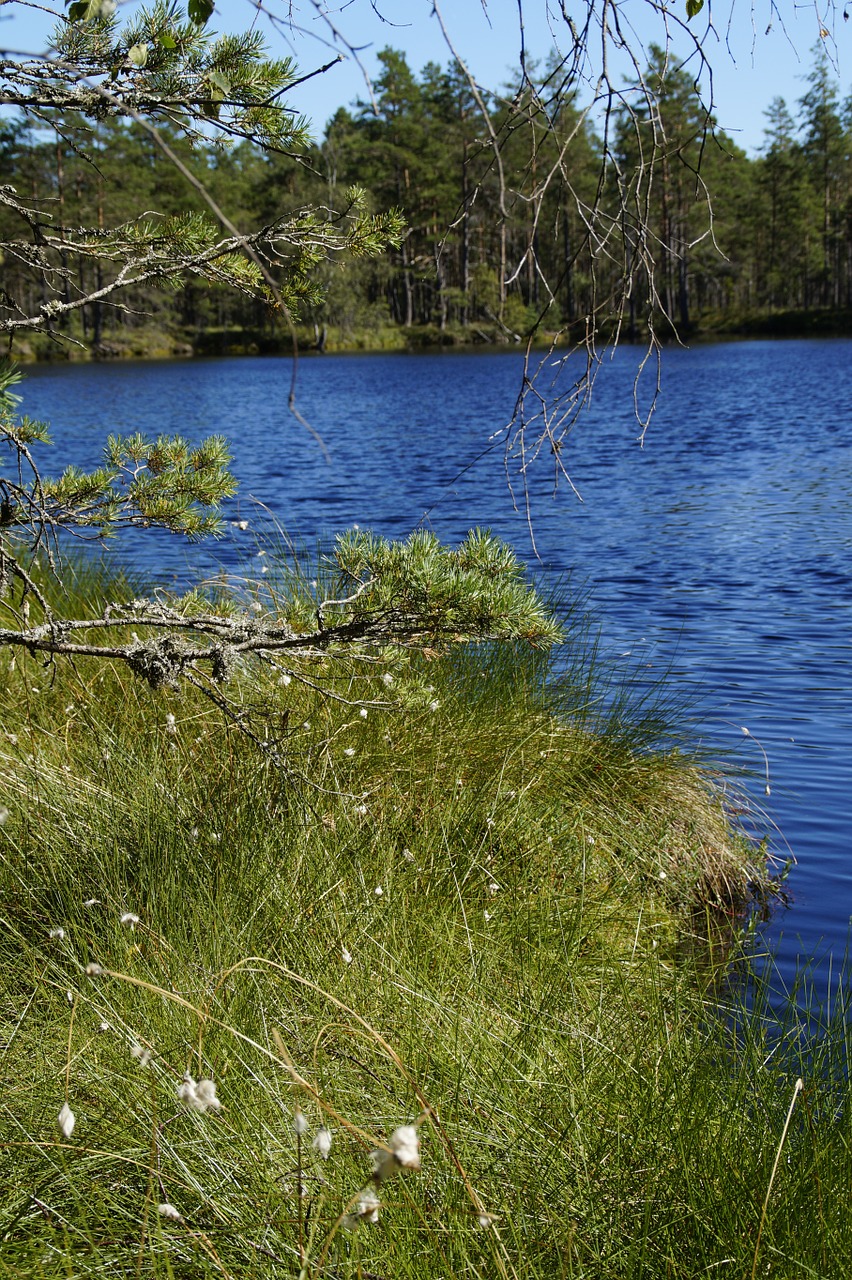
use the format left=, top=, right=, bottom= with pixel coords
left=0, top=520, right=562, bottom=688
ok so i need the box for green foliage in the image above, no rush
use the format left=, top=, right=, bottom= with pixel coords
left=66, top=0, right=116, bottom=23
left=332, top=528, right=564, bottom=646
left=0, top=362, right=235, bottom=540
left=43, top=432, right=236, bottom=538
left=57, top=1, right=303, bottom=150
left=0, top=361, right=50, bottom=446
left=187, top=0, right=214, bottom=24
left=0, top=1, right=414, bottom=622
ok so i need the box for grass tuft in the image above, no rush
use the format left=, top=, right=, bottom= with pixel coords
left=0, top=552, right=846, bottom=1278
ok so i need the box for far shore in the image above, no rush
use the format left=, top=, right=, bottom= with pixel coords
left=10, top=307, right=852, bottom=365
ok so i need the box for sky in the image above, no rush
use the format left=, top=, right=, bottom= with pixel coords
left=277, top=1, right=852, bottom=153
left=2, top=0, right=850, bottom=153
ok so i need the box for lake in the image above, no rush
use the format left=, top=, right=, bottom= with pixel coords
left=17, top=339, right=852, bottom=989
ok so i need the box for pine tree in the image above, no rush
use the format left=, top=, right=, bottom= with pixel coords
left=798, top=49, right=848, bottom=308
left=754, top=98, right=819, bottom=309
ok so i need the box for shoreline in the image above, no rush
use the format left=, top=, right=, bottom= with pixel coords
left=10, top=307, right=852, bottom=365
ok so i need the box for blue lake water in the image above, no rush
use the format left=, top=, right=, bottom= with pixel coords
left=17, top=339, right=852, bottom=988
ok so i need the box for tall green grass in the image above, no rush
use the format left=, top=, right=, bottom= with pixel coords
left=0, top=554, right=847, bottom=1278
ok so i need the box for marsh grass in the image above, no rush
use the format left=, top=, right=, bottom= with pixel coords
left=0, top=554, right=849, bottom=1277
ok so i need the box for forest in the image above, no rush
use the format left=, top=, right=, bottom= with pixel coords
left=2, top=40, right=852, bottom=355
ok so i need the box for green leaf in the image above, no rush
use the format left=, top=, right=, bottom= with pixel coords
left=158, top=30, right=177, bottom=50
left=127, top=42, right=149, bottom=68
left=187, top=0, right=215, bottom=24
left=206, top=69, right=231, bottom=99
left=66, top=0, right=116, bottom=18
left=686, top=0, right=704, bottom=17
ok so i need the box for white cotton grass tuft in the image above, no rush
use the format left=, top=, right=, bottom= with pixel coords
left=120, top=912, right=140, bottom=929
left=370, top=1124, right=421, bottom=1181
left=49, top=928, right=65, bottom=940
left=343, top=1188, right=381, bottom=1230
left=312, top=1126, right=332, bottom=1159
left=389, top=1124, right=421, bottom=1169
left=293, top=1108, right=309, bottom=1136
left=165, top=713, right=176, bottom=735
left=359, top=707, right=368, bottom=718
left=57, top=1102, right=76, bottom=1139
left=157, top=1202, right=182, bottom=1221
left=343, top=747, right=355, bottom=757
left=178, top=1074, right=221, bottom=1113
left=341, top=946, right=353, bottom=964
left=130, top=1042, right=153, bottom=1067
left=177, top=1075, right=198, bottom=1108
left=381, top=672, right=393, bottom=687
left=194, top=1078, right=221, bottom=1112
left=85, top=962, right=103, bottom=977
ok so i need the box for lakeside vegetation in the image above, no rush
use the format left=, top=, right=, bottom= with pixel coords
left=4, top=43, right=852, bottom=362
left=14, top=307, right=852, bottom=365
left=3, top=6, right=852, bottom=1275
left=4, top=551, right=851, bottom=1278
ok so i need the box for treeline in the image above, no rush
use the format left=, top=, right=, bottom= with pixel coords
left=2, top=43, right=851, bottom=353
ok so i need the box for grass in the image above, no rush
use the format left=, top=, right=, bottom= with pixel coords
left=0, top=551, right=849, bottom=1277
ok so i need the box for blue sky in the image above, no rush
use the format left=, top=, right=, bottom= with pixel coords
left=279, top=1, right=851, bottom=153
left=3, top=1, right=850, bottom=153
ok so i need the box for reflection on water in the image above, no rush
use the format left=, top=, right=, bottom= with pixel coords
left=20, top=338, right=852, bottom=985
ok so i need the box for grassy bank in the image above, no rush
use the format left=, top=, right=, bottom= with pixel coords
left=10, top=307, right=852, bottom=366
left=1, top=554, right=850, bottom=1277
